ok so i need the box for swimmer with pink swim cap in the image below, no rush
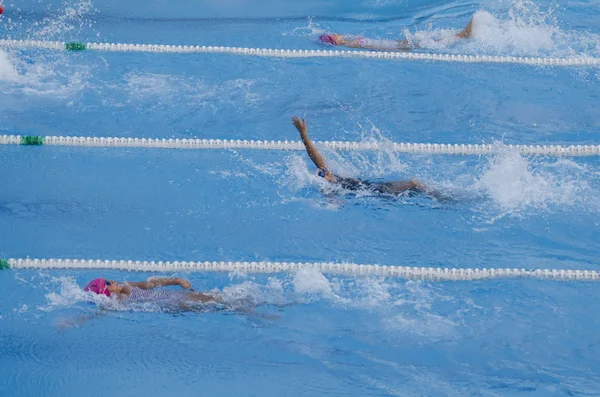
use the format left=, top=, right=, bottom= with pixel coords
left=83, top=277, right=219, bottom=305
left=57, top=277, right=226, bottom=329
left=84, top=278, right=111, bottom=296
left=319, top=15, right=474, bottom=51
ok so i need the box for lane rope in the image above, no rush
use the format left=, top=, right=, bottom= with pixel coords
left=0, top=39, right=599, bottom=67
left=1, top=134, right=599, bottom=156
left=2, top=258, right=599, bottom=281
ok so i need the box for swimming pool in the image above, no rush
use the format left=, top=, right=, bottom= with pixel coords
left=1, top=0, right=600, bottom=395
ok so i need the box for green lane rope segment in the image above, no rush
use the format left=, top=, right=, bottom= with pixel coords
left=65, top=42, right=86, bottom=51
left=20, top=136, right=44, bottom=146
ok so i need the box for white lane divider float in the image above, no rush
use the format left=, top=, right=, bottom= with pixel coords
left=2, top=258, right=599, bottom=281
left=2, top=134, right=600, bottom=156
left=0, top=39, right=599, bottom=67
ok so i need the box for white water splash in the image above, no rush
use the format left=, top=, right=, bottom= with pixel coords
left=0, top=52, right=90, bottom=97
left=293, top=269, right=333, bottom=296
left=284, top=17, right=326, bottom=38
left=43, top=276, right=93, bottom=310
left=0, top=50, right=19, bottom=82
left=0, top=0, right=98, bottom=97
left=122, top=73, right=263, bottom=111
left=220, top=277, right=288, bottom=307
left=26, top=0, right=98, bottom=41
left=474, top=146, right=589, bottom=217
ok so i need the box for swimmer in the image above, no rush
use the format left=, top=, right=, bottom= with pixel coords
left=319, top=15, right=474, bottom=51
left=292, top=116, right=440, bottom=198
left=84, top=277, right=221, bottom=308
left=57, top=277, right=268, bottom=329
left=57, top=277, right=241, bottom=330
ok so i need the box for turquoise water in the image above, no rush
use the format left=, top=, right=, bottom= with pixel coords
left=1, top=0, right=600, bottom=395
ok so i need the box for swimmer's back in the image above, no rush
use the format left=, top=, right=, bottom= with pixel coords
left=332, top=175, right=424, bottom=196
left=128, top=286, right=185, bottom=303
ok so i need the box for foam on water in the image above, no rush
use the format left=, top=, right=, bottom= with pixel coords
left=301, top=272, right=476, bottom=340
left=121, top=73, right=263, bottom=112
left=0, top=55, right=264, bottom=116
left=220, top=277, right=288, bottom=307
left=292, top=269, right=333, bottom=296
left=0, top=49, right=91, bottom=98
left=284, top=16, right=326, bottom=38
left=469, top=8, right=557, bottom=54
left=0, top=50, right=19, bottom=82
left=473, top=146, right=596, bottom=218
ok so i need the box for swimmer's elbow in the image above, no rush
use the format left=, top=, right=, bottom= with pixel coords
left=134, top=280, right=158, bottom=289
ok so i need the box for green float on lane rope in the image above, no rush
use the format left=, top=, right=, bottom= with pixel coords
left=65, top=42, right=86, bottom=51
left=0, top=259, right=10, bottom=270
left=20, top=136, right=44, bottom=146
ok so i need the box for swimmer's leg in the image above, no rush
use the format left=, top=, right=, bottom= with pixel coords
left=184, top=291, right=221, bottom=303
left=177, top=292, right=227, bottom=312
left=394, top=40, right=420, bottom=51
left=387, top=179, right=449, bottom=201
left=456, top=15, right=474, bottom=39
left=386, top=179, right=426, bottom=194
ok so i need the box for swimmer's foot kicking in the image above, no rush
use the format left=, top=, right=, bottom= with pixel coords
left=292, top=116, right=440, bottom=198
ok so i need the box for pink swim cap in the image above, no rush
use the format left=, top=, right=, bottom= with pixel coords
left=84, top=278, right=110, bottom=297
left=319, top=34, right=337, bottom=45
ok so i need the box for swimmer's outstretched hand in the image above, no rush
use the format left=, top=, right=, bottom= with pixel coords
left=178, top=279, right=193, bottom=290
left=291, top=116, right=307, bottom=135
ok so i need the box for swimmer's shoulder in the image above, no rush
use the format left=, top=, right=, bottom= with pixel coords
left=120, top=283, right=133, bottom=296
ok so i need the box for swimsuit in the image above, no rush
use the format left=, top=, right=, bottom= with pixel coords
left=319, top=168, right=398, bottom=196
left=334, top=176, right=398, bottom=195
left=127, top=286, right=187, bottom=304
left=317, top=168, right=423, bottom=196
left=124, top=286, right=227, bottom=313
left=355, top=37, right=403, bottom=51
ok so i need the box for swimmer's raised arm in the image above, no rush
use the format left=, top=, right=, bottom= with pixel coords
left=455, top=16, right=474, bottom=39
left=292, top=116, right=328, bottom=171
left=127, top=277, right=193, bottom=290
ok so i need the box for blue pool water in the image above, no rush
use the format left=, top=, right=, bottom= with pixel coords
left=1, top=0, right=600, bottom=395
